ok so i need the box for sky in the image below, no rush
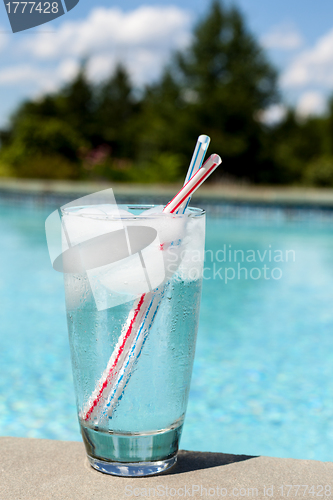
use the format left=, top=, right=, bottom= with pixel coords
left=0, top=0, right=333, bottom=126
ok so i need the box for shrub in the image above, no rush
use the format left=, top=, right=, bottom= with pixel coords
left=303, top=156, right=333, bottom=187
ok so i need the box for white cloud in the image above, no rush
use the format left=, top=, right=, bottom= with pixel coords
left=20, top=6, right=191, bottom=59
left=261, top=23, right=303, bottom=51
left=57, top=59, right=80, bottom=82
left=257, top=104, right=287, bottom=125
left=0, top=65, right=43, bottom=85
left=282, top=28, right=333, bottom=88
left=85, top=47, right=170, bottom=86
left=0, top=5, right=191, bottom=95
left=86, top=54, right=115, bottom=82
left=296, top=91, right=326, bottom=118
left=0, top=59, right=79, bottom=95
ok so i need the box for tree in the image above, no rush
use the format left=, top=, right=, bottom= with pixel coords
left=139, top=0, right=279, bottom=182
left=56, top=66, right=95, bottom=143
left=0, top=116, right=85, bottom=178
left=94, top=64, right=139, bottom=159
left=137, top=69, right=185, bottom=159
left=0, top=70, right=92, bottom=179
left=269, top=109, right=329, bottom=184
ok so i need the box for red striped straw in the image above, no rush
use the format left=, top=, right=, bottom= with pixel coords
left=83, top=294, right=146, bottom=421
left=163, top=154, right=222, bottom=214
left=81, top=153, right=222, bottom=423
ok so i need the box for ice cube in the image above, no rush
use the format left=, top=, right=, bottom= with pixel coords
left=61, top=206, right=126, bottom=247
left=123, top=209, right=189, bottom=281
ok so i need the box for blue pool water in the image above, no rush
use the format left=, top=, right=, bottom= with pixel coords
left=1, top=200, right=333, bottom=461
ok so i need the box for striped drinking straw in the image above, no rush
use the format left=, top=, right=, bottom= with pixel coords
left=176, top=134, right=210, bottom=214
left=82, top=147, right=221, bottom=424
left=86, top=154, right=222, bottom=424
left=82, top=136, right=211, bottom=422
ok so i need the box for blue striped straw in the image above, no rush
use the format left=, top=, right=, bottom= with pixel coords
left=177, top=134, right=210, bottom=214
left=100, top=289, right=165, bottom=420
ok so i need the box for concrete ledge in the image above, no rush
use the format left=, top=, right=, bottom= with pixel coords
left=1, top=177, right=333, bottom=207
left=0, top=437, right=332, bottom=500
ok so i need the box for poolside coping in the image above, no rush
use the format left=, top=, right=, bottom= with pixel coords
left=0, top=437, right=332, bottom=500
left=1, top=177, right=333, bottom=208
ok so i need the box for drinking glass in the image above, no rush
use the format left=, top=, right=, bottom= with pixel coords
left=62, top=204, right=205, bottom=476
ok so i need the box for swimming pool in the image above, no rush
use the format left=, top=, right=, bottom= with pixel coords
left=1, top=200, right=333, bottom=461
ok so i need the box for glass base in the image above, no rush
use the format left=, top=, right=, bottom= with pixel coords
left=87, top=454, right=177, bottom=477
left=81, top=422, right=183, bottom=463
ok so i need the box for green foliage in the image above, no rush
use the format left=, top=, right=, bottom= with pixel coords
left=303, top=156, right=333, bottom=187
left=0, top=160, right=14, bottom=177
left=0, top=116, right=85, bottom=178
left=94, top=64, right=140, bottom=158
left=136, top=70, right=186, bottom=163
left=9, top=154, right=79, bottom=180
left=84, top=152, right=182, bottom=183
left=133, top=153, right=183, bottom=183
left=268, top=110, right=330, bottom=184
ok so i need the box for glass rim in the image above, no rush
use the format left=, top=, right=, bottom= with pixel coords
left=61, top=204, right=206, bottom=220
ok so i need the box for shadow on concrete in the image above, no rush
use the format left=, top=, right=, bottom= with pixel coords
left=166, top=450, right=257, bottom=475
